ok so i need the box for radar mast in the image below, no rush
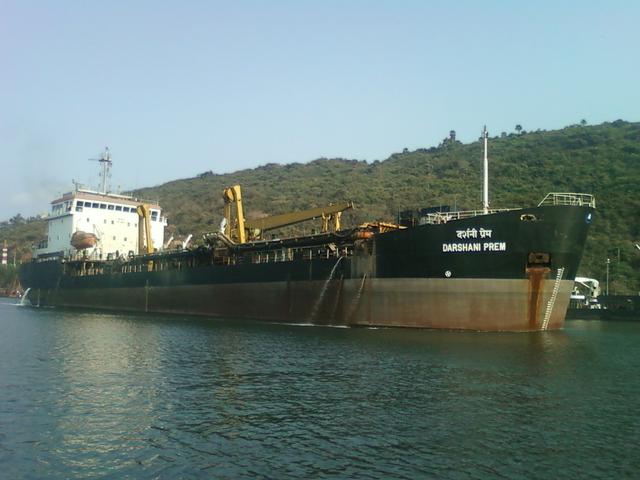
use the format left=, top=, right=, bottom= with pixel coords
left=89, top=147, right=112, bottom=194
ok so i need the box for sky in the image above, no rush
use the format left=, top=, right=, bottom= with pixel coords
left=1, top=0, right=639, bottom=220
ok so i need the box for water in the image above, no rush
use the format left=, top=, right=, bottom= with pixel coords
left=346, top=273, right=367, bottom=322
left=18, top=287, right=31, bottom=307
left=1, top=298, right=639, bottom=479
left=309, top=256, right=344, bottom=321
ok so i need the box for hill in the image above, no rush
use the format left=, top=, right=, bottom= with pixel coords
left=2, top=120, right=639, bottom=292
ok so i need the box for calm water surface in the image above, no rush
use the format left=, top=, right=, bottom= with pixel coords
left=1, top=298, right=639, bottom=479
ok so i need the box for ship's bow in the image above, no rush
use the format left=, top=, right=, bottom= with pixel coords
left=366, top=193, right=595, bottom=331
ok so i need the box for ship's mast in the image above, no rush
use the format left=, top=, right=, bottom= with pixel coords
left=482, top=126, right=489, bottom=214
left=98, top=147, right=112, bottom=194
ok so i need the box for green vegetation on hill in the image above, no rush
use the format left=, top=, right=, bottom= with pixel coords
left=0, top=264, right=19, bottom=293
left=0, top=215, right=45, bottom=266
left=2, top=120, right=639, bottom=292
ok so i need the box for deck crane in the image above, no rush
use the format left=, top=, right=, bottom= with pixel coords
left=222, top=185, right=354, bottom=244
left=136, top=204, right=155, bottom=270
left=136, top=204, right=154, bottom=254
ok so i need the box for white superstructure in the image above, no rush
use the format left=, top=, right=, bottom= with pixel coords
left=570, top=276, right=601, bottom=309
left=35, top=188, right=166, bottom=259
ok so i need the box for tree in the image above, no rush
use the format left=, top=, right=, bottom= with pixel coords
left=449, top=130, right=456, bottom=141
left=501, top=131, right=507, bottom=138
left=580, top=119, right=587, bottom=126
left=515, top=124, right=523, bottom=134
left=9, top=214, right=24, bottom=225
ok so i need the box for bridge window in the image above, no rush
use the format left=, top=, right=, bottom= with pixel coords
left=99, top=204, right=107, bottom=209
left=115, top=205, right=122, bottom=211
left=92, top=203, right=99, bottom=208
left=108, top=205, right=115, bottom=210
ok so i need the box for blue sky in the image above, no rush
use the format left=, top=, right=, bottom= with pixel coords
left=1, top=0, right=638, bottom=219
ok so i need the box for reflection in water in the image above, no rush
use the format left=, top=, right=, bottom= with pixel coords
left=0, top=298, right=639, bottom=479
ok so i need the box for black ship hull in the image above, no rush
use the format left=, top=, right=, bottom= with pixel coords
left=20, top=203, right=594, bottom=331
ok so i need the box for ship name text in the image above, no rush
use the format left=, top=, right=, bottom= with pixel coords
left=442, top=242, right=507, bottom=253
left=444, top=227, right=505, bottom=252
left=456, top=228, right=492, bottom=239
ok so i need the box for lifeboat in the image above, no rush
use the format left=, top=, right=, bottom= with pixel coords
left=70, top=231, right=98, bottom=250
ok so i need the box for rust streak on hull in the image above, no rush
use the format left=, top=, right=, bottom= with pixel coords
left=526, top=267, right=551, bottom=330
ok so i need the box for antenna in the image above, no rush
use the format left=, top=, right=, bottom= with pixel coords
left=88, top=147, right=112, bottom=194
left=482, top=126, right=489, bottom=214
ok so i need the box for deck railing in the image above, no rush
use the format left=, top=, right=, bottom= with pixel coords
left=537, top=193, right=596, bottom=208
left=421, top=192, right=595, bottom=225
left=421, top=208, right=516, bottom=225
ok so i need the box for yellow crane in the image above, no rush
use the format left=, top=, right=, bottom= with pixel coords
left=222, top=185, right=247, bottom=244
left=136, top=204, right=154, bottom=252
left=222, top=185, right=353, bottom=244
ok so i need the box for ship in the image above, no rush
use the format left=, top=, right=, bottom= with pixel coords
left=19, top=142, right=596, bottom=331
left=566, top=278, right=640, bottom=321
